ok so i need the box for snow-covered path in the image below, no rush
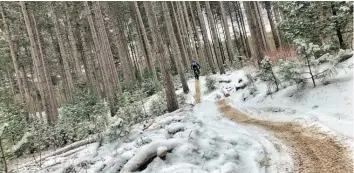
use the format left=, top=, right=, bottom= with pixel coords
left=217, top=99, right=353, bottom=173
left=193, top=100, right=293, bottom=173
left=12, top=57, right=353, bottom=173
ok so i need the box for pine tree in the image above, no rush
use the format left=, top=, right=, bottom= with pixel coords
left=196, top=1, right=216, bottom=74
left=244, top=1, right=265, bottom=67
left=219, top=1, right=236, bottom=65
left=264, top=1, right=281, bottom=49
left=143, top=2, right=179, bottom=112
left=162, top=2, right=189, bottom=94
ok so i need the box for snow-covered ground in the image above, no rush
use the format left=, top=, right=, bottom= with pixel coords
left=15, top=102, right=293, bottom=173
left=14, top=57, right=353, bottom=173
left=213, top=58, right=353, bottom=142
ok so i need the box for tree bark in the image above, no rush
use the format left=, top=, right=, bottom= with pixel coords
left=0, top=4, right=25, bottom=102
left=205, top=2, right=225, bottom=74
left=196, top=1, right=216, bottom=74
left=84, top=1, right=109, bottom=98
left=331, top=3, right=345, bottom=49
left=94, top=2, right=121, bottom=94
left=133, top=1, right=159, bottom=89
left=143, top=1, right=179, bottom=112
left=171, top=2, right=190, bottom=71
left=219, top=1, right=237, bottom=65
left=21, top=1, right=57, bottom=124
left=188, top=2, right=206, bottom=68
left=176, top=2, right=193, bottom=65
left=264, top=2, right=281, bottom=49
left=243, top=1, right=265, bottom=68
left=65, top=3, right=82, bottom=81
left=78, top=22, right=98, bottom=94
left=228, top=5, right=243, bottom=58
left=50, top=2, right=74, bottom=100
left=31, top=8, right=58, bottom=123
left=162, top=1, right=189, bottom=94
left=91, top=1, right=121, bottom=115
left=254, top=2, right=269, bottom=51
left=5, top=66, right=15, bottom=96
left=235, top=2, right=252, bottom=58
left=182, top=2, right=199, bottom=63
left=102, top=2, right=135, bottom=88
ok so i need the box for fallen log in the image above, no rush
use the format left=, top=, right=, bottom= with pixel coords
left=121, top=139, right=181, bottom=172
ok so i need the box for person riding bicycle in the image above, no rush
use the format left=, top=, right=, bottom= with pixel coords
left=191, top=60, right=201, bottom=79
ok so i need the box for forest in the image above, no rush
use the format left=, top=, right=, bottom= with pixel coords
left=0, top=1, right=353, bottom=173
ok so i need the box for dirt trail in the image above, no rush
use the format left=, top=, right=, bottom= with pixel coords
left=195, top=80, right=200, bottom=103
left=217, top=99, right=353, bottom=173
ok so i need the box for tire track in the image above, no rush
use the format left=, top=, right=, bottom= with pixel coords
left=195, top=80, right=201, bottom=103
left=217, top=99, right=353, bottom=173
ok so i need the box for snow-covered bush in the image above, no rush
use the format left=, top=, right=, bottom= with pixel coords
left=105, top=117, right=127, bottom=142
left=292, top=39, right=344, bottom=87
left=149, top=94, right=167, bottom=117
left=140, top=78, right=158, bottom=97
left=279, top=1, right=353, bottom=48
left=205, top=76, right=217, bottom=92
left=260, top=57, right=281, bottom=92
left=276, top=59, right=306, bottom=88
left=56, top=89, right=108, bottom=146
left=177, top=94, right=187, bottom=107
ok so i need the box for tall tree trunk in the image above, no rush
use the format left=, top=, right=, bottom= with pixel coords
left=91, top=1, right=121, bottom=116
left=126, top=23, right=142, bottom=81
left=31, top=8, right=58, bottom=123
left=331, top=3, right=345, bottom=49
left=84, top=1, right=108, bottom=97
left=162, top=1, right=189, bottom=94
left=244, top=1, right=265, bottom=68
left=49, top=29, right=70, bottom=102
left=50, top=2, right=74, bottom=100
left=235, top=2, right=252, bottom=58
left=176, top=2, right=193, bottom=65
left=94, top=2, right=121, bottom=94
left=21, top=2, right=56, bottom=124
left=205, top=2, right=225, bottom=74
left=143, top=1, right=178, bottom=112
left=65, top=3, right=82, bottom=81
left=123, top=21, right=137, bottom=86
left=188, top=2, right=206, bottom=68
left=196, top=1, right=216, bottom=74
left=5, top=66, right=15, bottom=96
left=272, top=3, right=284, bottom=46
left=228, top=5, right=243, bottom=58
left=20, top=66, right=33, bottom=115
left=182, top=2, right=199, bottom=63
left=214, top=12, right=228, bottom=64
left=264, top=1, right=281, bottom=49
left=78, top=23, right=98, bottom=94
left=219, top=1, right=237, bottom=65
left=28, top=62, right=44, bottom=121
left=171, top=2, right=190, bottom=70
left=103, top=5, right=134, bottom=88
left=254, top=2, right=269, bottom=51
left=133, top=1, right=159, bottom=89
left=0, top=4, right=25, bottom=102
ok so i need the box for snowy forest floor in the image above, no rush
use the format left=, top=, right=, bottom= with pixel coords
left=10, top=57, right=354, bottom=173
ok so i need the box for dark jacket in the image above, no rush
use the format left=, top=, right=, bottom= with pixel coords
left=191, top=62, right=200, bottom=70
